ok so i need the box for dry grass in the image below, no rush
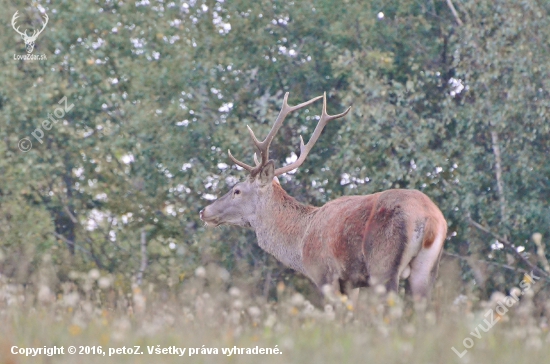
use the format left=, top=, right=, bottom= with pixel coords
left=1, top=260, right=550, bottom=364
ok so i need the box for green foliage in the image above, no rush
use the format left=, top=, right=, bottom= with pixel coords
left=0, top=0, right=548, bottom=297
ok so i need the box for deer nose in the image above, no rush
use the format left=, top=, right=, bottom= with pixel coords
left=199, top=209, right=204, bottom=220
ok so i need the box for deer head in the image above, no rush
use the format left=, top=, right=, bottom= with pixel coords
left=12, top=11, right=48, bottom=54
left=200, top=92, right=351, bottom=228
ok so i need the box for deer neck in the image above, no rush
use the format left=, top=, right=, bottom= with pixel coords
left=251, top=182, right=318, bottom=275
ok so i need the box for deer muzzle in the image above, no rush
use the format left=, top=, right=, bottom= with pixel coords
left=199, top=207, right=220, bottom=227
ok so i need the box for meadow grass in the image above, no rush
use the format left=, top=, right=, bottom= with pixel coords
left=1, top=261, right=549, bottom=364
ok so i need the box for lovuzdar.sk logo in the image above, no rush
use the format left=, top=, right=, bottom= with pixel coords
left=12, top=10, right=48, bottom=61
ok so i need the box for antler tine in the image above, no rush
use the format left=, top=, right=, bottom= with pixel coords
left=253, top=152, right=261, bottom=166
left=274, top=92, right=351, bottom=176
left=11, top=11, right=25, bottom=36
left=227, top=150, right=263, bottom=172
left=228, top=149, right=255, bottom=172
left=38, top=13, right=48, bottom=33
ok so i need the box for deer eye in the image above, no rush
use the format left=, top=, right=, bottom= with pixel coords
left=234, top=189, right=241, bottom=195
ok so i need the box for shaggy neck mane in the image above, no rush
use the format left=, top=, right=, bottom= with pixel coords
left=271, top=181, right=318, bottom=215
left=252, top=181, right=318, bottom=274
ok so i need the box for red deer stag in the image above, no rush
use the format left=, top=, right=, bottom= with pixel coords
left=200, top=93, right=447, bottom=301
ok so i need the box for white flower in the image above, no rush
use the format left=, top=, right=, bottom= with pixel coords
left=229, top=287, right=241, bottom=297
left=247, top=306, right=261, bottom=318
left=98, top=276, right=112, bottom=289
left=88, top=269, right=100, bottom=280
left=195, top=266, right=206, bottom=278
left=63, top=292, right=80, bottom=307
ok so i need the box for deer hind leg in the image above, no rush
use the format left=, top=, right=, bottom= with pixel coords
left=337, top=279, right=360, bottom=310
left=363, top=213, right=408, bottom=293
left=408, top=223, right=446, bottom=300
left=364, top=244, right=403, bottom=293
left=315, top=270, right=344, bottom=302
left=348, top=288, right=360, bottom=309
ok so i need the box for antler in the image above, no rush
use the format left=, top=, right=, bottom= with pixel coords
left=11, top=11, right=48, bottom=40
left=32, top=13, right=49, bottom=39
left=11, top=11, right=26, bottom=37
left=228, top=92, right=323, bottom=176
left=27, top=13, right=48, bottom=40
left=228, top=92, right=350, bottom=176
left=274, top=93, right=350, bottom=176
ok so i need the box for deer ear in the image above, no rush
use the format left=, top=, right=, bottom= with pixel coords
left=258, top=160, right=275, bottom=186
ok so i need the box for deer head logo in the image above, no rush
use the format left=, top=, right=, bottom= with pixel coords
left=12, top=11, right=48, bottom=54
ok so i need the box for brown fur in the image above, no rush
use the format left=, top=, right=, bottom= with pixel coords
left=422, top=216, right=437, bottom=249
left=292, top=188, right=446, bottom=296
left=203, top=180, right=447, bottom=300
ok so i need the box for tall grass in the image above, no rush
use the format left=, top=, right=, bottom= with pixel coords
left=1, top=257, right=549, bottom=364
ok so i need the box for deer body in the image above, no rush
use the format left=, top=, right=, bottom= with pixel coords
left=200, top=93, right=447, bottom=299
left=240, top=181, right=445, bottom=297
